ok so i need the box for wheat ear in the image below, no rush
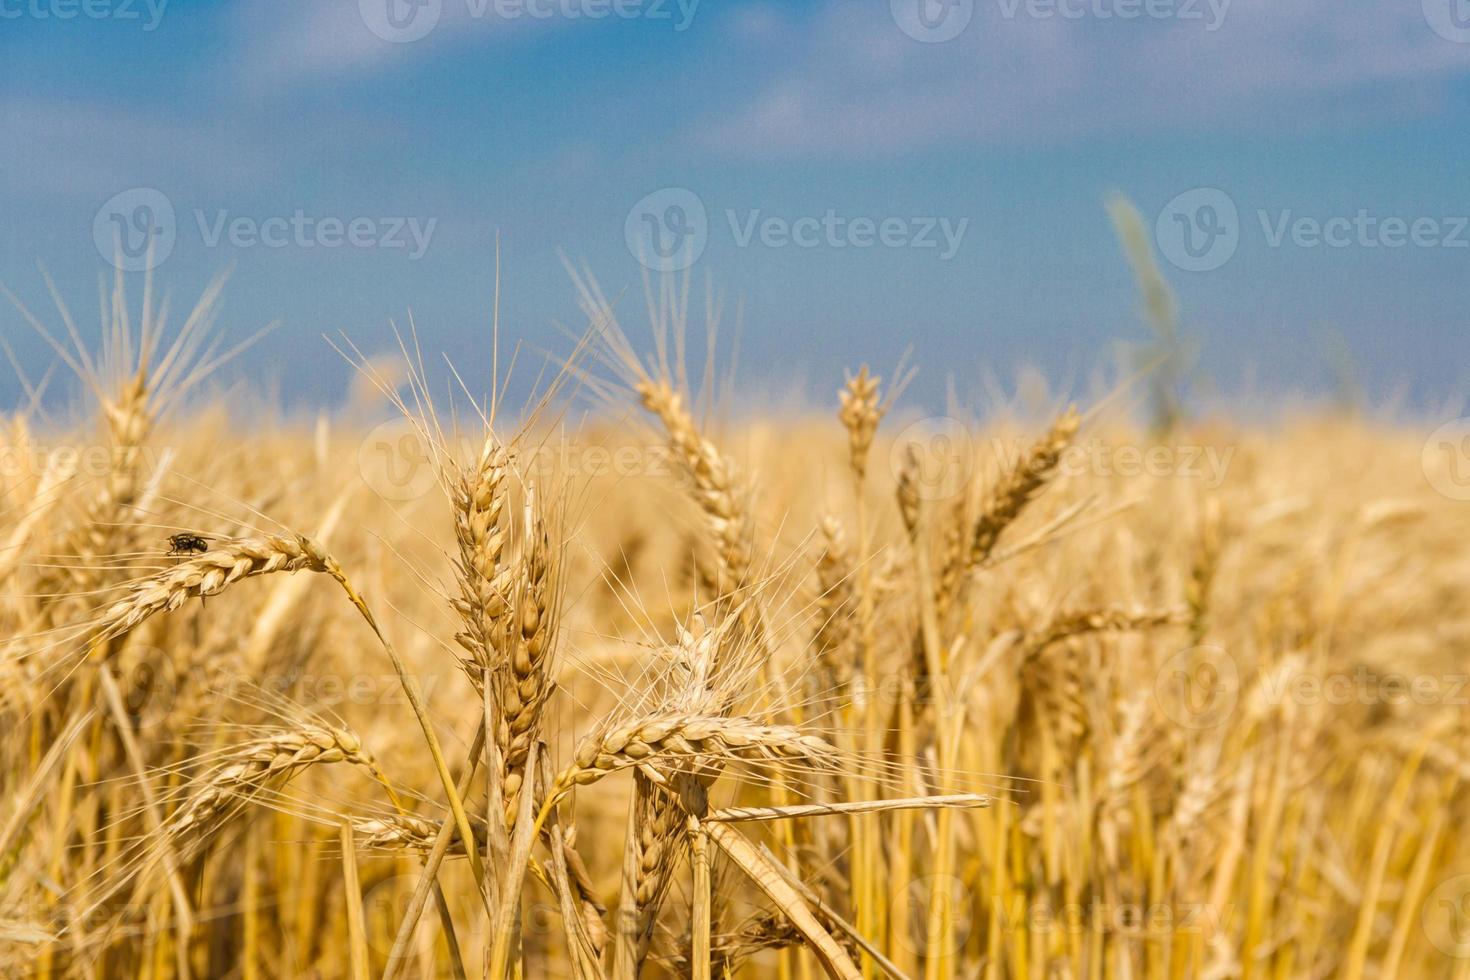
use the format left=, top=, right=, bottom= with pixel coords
left=636, top=380, right=753, bottom=593
left=450, top=439, right=513, bottom=673
left=88, top=535, right=334, bottom=644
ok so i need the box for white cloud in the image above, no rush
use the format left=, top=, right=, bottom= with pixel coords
left=694, top=0, right=1470, bottom=156
left=227, top=0, right=568, bottom=94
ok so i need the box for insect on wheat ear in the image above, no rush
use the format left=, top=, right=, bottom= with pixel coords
left=166, top=533, right=212, bottom=557
left=165, top=534, right=214, bottom=607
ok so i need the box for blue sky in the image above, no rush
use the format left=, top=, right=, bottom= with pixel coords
left=3, top=0, right=1470, bottom=416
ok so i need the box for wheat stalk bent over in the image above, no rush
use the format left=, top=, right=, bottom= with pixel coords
left=170, top=726, right=385, bottom=852
left=89, top=535, right=335, bottom=643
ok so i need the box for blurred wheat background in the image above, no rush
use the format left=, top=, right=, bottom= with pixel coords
left=3, top=248, right=1470, bottom=980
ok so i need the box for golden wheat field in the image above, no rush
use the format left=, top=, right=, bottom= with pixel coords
left=3, top=265, right=1470, bottom=980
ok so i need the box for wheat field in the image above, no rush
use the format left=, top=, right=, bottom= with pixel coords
left=3, top=266, right=1469, bottom=980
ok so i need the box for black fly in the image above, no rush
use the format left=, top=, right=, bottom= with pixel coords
left=166, top=533, right=213, bottom=608
left=167, top=533, right=211, bottom=557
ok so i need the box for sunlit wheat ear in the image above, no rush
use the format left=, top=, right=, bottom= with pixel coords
left=664, top=907, right=802, bottom=977
left=23, top=365, right=155, bottom=632
left=811, top=515, right=856, bottom=689
left=0, top=446, right=77, bottom=589
left=968, top=405, right=1081, bottom=569
left=166, top=724, right=388, bottom=858
left=450, top=438, right=513, bottom=676
left=1187, top=496, right=1225, bottom=643
left=1099, top=692, right=1159, bottom=870
left=618, top=768, right=683, bottom=972
left=1021, top=605, right=1190, bottom=661
left=12, top=270, right=257, bottom=603
left=549, top=714, right=837, bottom=803
left=894, top=443, right=922, bottom=541
left=613, top=616, right=728, bottom=976
left=353, top=813, right=489, bottom=855
left=635, top=378, right=754, bottom=594
left=934, top=406, right=1081, bottom=620
left=80, top=714, right=389, bottom=931
left=86, top=535, right=336, bottom=645
left=837, top=366, right=884, bottom=483
left=499, top=494, right=557, bottom=831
